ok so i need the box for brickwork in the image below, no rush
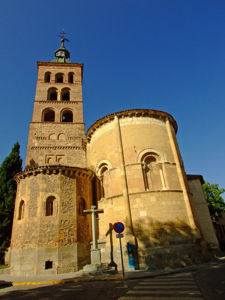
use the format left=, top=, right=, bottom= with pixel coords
left=25, top=62, right=85, bottom=169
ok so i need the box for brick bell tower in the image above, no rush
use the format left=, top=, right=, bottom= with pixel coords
left=10, top=36, right=94, bottom=276
left=26, top=36, right=85, bottom=168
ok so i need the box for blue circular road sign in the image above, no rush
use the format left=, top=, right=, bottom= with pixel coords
left=113, top=222, right=125, bottom=233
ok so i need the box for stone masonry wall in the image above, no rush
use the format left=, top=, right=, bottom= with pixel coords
left=188, top=177, right=218, bottom=247
left=87, top=112, right=200, bottom=270
left=10, top=167, right=93, bottom=275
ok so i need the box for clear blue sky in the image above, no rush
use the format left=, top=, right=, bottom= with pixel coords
left=0, top=0, right=224, bottom=188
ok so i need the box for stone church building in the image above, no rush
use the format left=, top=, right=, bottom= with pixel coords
left=9, top=39, right=218, bottom=276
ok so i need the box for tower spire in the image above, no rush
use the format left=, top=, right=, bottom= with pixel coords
left=51, top=30, right=70, bottom=63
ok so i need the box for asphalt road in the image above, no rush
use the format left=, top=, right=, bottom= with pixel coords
left=0, top=273, right=205, bottom=300
left=194, top=260, right=225, bottom=300
left=0, top=261, right=224, bottom=300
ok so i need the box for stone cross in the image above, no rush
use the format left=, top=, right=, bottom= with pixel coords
left=83, top=205, right=104, bottom=250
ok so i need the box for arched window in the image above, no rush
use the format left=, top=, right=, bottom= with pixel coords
left=46, top=196, right=55, bottom=216
left=44, top=72, right=51, bottom=83
left=98, top=163, right=109, bottom=198
left=18, top=200, right=25, bottom=220
left=99, top=163, right=108, bottom=176
left=47, top=87, right=57, bottom=100
left=61, top=110, right=73, bottom=122
left=68, top=72, right=74, bottom=83
left=141, top=153, right=163, bottom=191
left=61, top=88, right=70, bottom=101
left=55, top=73, right=64, bottom=83
left=43, top=109, right=55, bottom=122
left=78, top=198, right=86, bottom=216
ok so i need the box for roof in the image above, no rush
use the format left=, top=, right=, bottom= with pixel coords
left=187, top=174, right=205, bottom=185
left=86, top=108, right=178, bottom=141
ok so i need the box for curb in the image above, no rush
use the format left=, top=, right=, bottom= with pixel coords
left=12, top=276, right=123, bottom=286
left=11, top=266, right=198, bottom=286
left=10, top=257, right=225, bottom=287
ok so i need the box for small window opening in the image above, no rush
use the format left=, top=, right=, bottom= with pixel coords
left=45, top=261, right=53, bottom=269
left=61, top=88, right=70, bottom=101
left=68, top=72, right=74, bottom=83
left=141, top=153, right=162, bottom=191
left=47, top=88, right=57, bottom=100
left=92, top=178, right=97, bottom=206
left=50, top=92, right=57, bottom=100
left=79, top=198, right=86, bottom=215
left=98, top=163, right=109, bottom=178
left=46, top=196, right=55, bottom=216
left=144, top=156, right=156, bottom=166
left=43, top=109, right=55, bottom=122
left=62, top=110, right=73, bottom=122
left=62, top=92, right=69, bottom=100
left=44, top=72, right=51, bottom=83
left=98, top=163, right=109, bottom=198
left=55, top=73, right=64, bottom=83
left=18, top=200, right=25, bottom=220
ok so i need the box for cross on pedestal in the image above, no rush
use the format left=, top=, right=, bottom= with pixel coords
left=83, top=205, right=104, bottom=255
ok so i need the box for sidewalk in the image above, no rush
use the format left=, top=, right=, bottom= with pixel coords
left=0, top=255, right=224, bottom=287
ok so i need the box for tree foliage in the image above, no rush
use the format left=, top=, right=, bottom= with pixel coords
left=0, top=142, right=22, bottom=263
left=203, top=182, right=225, bottom=221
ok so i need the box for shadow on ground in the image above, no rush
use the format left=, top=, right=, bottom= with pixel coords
left=0, top=280, right=129, bottom=300
left=194, top=260, right=225, bottom=300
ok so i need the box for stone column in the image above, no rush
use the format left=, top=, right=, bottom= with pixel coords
left=166, top=118, right=197, bottom=229
left=114, top=116, right=134, bottom=236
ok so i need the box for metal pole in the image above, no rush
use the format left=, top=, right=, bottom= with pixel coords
left=119, top=236, right=125, bottom=279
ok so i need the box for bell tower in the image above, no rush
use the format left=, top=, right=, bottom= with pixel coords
left=10, top=37, right=94, bottom=276
left=25, top=36, right=85, bottom=169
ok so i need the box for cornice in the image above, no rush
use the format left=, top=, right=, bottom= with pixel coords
left=37, top=61, right=83, bottom=68
left=187, top=174, right=204, bottom=185
left=35, top=100, right=82, bottom=104
left=30, top=122, right=84, bottom=125
left=14, top=165, right=94, bottom=182
left=30, top=146, right=82, bottom=150
left=37, top=62, right=83, bottom=81
left=86, top=109, right=178, bottom=142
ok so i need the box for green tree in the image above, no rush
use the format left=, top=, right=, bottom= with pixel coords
left=203, top=182, right=225, bottom=221
left=0, top=142, right=22, bottom=264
